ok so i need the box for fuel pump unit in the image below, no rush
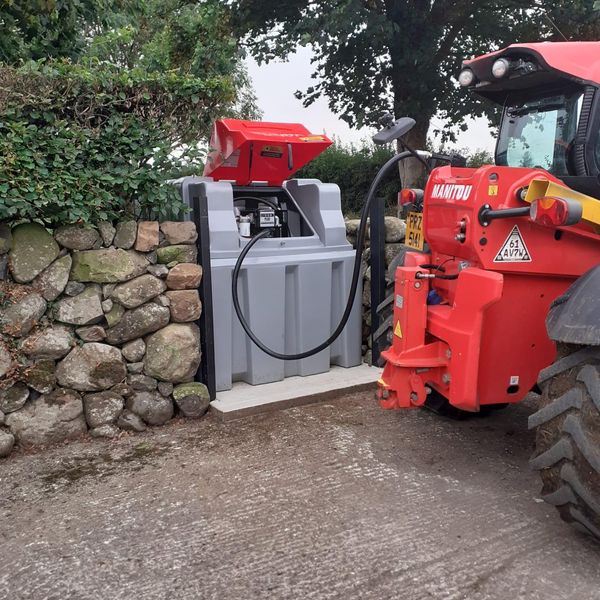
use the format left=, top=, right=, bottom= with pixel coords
left=176, top=119, right=364, bottom=392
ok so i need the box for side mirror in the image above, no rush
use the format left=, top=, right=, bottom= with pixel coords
left=372, top=116, right=416, bottom=145
left=448, top=152, right=467, bottom=167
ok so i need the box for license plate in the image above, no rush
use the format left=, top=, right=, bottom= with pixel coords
left=405, top=211, right=424, bottom=251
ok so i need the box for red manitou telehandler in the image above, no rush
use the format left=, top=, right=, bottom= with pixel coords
left=224, top=42, right=600, bottom=539
left=374, top=42, right=600, bottom=539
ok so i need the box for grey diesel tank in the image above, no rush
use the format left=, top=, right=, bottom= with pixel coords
left=176, top=176, right=362, bottom=391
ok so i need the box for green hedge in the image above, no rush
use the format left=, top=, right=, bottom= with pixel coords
left=297, top=141, right=495, bottom=216
left=0, top=60, right=234, bottom=225
left=297, top=142, right=398, bottom=216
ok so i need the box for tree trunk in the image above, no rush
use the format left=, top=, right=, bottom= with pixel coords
left=397, top=119, right=429, bottom=189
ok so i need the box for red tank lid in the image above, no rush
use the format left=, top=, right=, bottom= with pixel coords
left=203, top=119, right=332, bottom=186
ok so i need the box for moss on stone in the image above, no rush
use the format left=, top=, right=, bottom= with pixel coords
left=23, top=359, right=56, bottom=394
left=143, top=323, right=200, bottom=382
left=9, top=223, right=59, bottom=283
left=70, top=249, right=147, bottom=283
left=172, top=382, right=208, bottom=401
left=156, top=245, right=197, bottom=265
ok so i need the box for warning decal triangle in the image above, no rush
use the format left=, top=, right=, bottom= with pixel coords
left=394, top=321, right=403, bottom=338
left=493, top=225, right=532, bottom=263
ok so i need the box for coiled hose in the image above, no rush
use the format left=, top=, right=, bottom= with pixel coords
left=231, top=150, right=416, bottom=360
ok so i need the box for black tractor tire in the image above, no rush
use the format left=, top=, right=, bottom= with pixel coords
left=529, top=343, right=600, bottom=540
left=372, top=246, right=409, bottom=367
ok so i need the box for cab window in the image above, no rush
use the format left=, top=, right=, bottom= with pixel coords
left=496, top=90, right=583, bottom=176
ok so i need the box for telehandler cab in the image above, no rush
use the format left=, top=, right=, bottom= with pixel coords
left=375, top=41, right=600, bottom=539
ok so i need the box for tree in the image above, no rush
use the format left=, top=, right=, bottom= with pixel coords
left=0, top=1, right=131, bottom=63
left=84, top=0, right=260, bottom=119
left=233, top=0, right=600, bottom=186
left=465, top=149, right=494, bottom=169
left=0, top=0, right=260, bottom=120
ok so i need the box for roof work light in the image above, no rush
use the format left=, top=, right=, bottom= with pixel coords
left=492, top=58, right=511, bottom=78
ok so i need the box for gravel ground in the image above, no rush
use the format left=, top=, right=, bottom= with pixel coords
left=1, top=392, right=600, bottom=600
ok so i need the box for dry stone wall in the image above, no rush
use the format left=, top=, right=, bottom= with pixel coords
left=345, top=216, right=407, bottom=365
left=0, top=220, right=208, bottom=458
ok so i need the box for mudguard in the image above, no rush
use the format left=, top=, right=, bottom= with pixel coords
left=546, top=264, right=600, bottom=344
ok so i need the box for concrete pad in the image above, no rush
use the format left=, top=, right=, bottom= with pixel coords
left=210, top=364, right=381, bottom=420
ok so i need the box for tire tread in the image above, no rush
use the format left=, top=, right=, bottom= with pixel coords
left=528, top=388, right=582, bottom=430
left=530, top=345, right=600, bottom=540
left=530, top=437, right=574, bottom=470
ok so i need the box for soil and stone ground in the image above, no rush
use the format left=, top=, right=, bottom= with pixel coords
left=1, top=392, right=600, bottom=600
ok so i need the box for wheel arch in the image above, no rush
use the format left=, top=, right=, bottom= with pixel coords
left=547, top=264, right=600, bottom=345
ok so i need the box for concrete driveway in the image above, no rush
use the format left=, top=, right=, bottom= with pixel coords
left=1, top=392, right=599, bottom=599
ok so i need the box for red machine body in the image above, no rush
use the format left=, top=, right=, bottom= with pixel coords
left=378, top=165, right=600, bottom=411
left=464, top=42, right=600, bottom=85
left=203, top=119, right=332, bottom=186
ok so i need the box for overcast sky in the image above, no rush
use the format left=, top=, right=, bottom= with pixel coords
left=246, top=47, right=496, bottom=153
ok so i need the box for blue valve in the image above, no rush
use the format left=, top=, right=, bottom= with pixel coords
left=427, top=289, right=443, bottom=305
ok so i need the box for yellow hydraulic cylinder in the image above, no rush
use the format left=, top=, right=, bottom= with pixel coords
left=525, top=179, right=600, bottom=226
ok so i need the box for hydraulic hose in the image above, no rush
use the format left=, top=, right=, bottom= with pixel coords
left=232, top=150, right=414, bottom=360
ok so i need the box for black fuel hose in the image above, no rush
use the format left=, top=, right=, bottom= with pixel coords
left=232, top=150, right=414, bottom=360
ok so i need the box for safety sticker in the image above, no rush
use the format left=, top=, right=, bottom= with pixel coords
left=260, top=145, right=283, bottom=158
left=509, top=375, right=520, bottom=386
left=488, top=185, right=498, bottom=196
left=394, top=321, right=403, bottom=338
left=395, top=294, right=404, bottom=309
left=300, top=135, right=327, bottom=142
left=493, top=225, right=532, bottom=263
